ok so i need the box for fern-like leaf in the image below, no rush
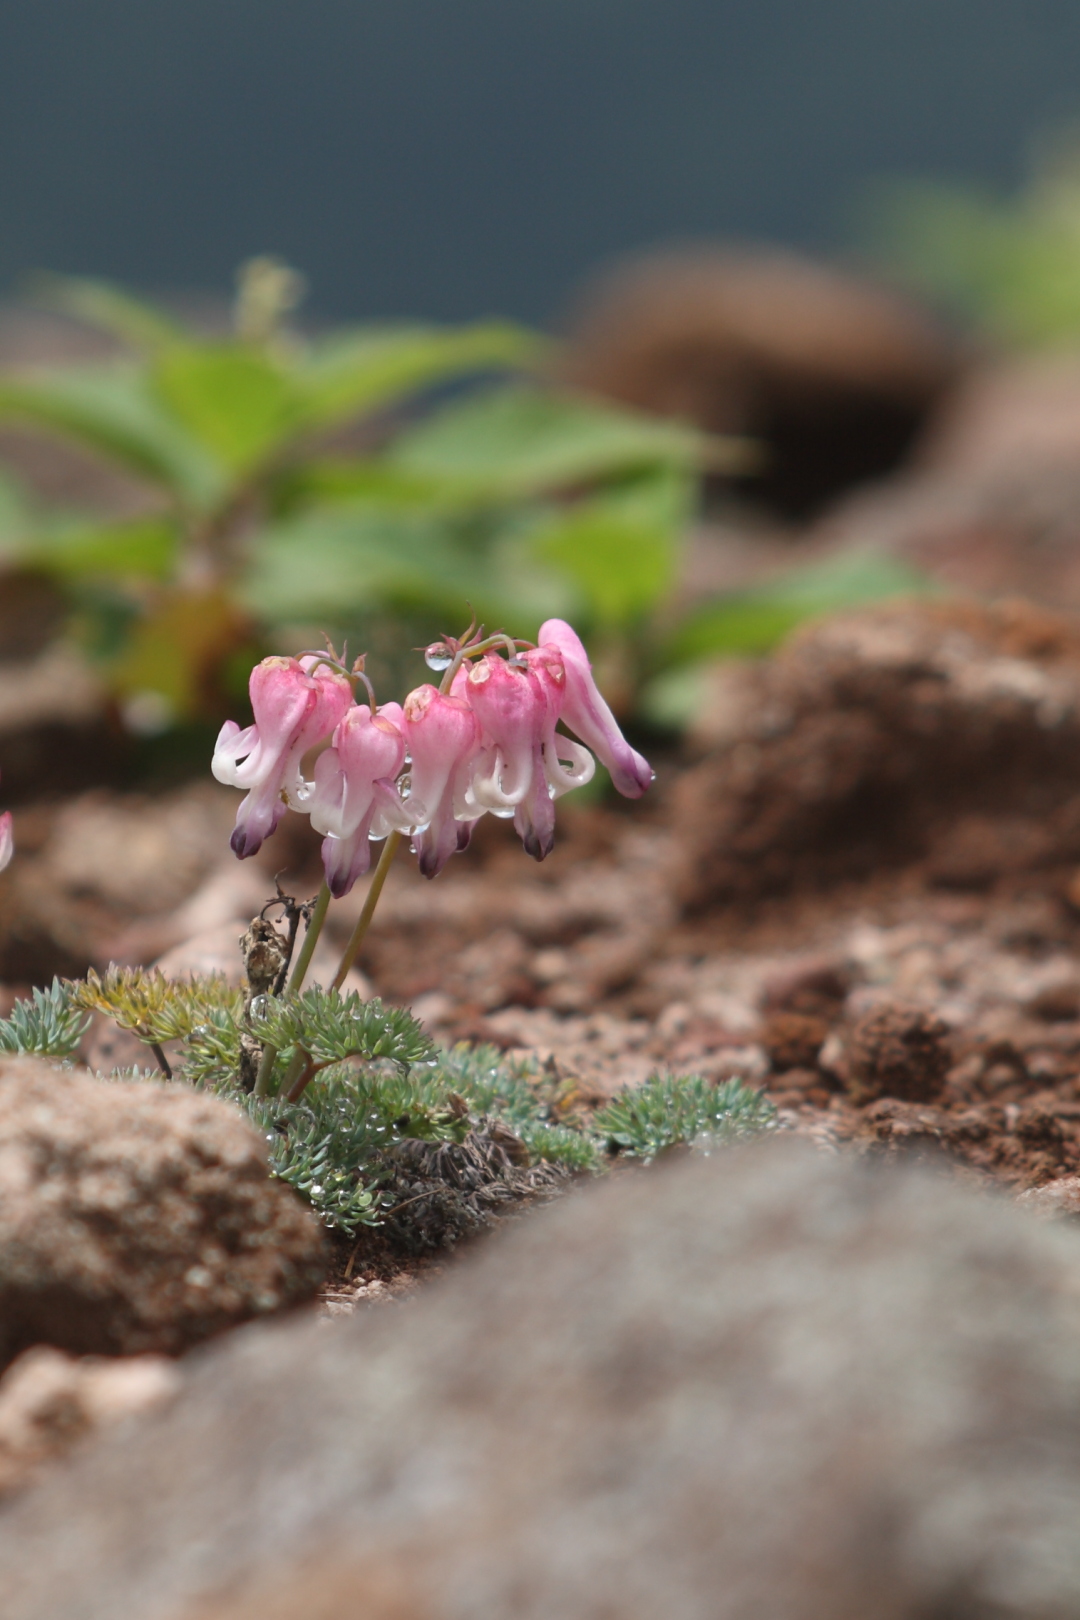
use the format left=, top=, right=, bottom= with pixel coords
left=594, top=1073, right=777, bottom=1162
left=0, top=978, right=89, bottom=1058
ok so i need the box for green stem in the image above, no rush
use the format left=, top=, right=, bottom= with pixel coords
left=252, top=1037, right=279, bottom=1097
left=253, top=882, right=332, bottom=1099
left=288, top=882, right=331, bottom=995
left=332, top=831, right=400, bottom=991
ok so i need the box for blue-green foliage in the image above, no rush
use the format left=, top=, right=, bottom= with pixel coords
left=594, top=1073, right=778, bottom=1162
left=248, top=988, right=435, bottom=1076
left=0, top=978, right=89, bottom=1058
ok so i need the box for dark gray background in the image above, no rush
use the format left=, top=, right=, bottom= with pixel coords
left=1, top=1, right=1078, bottom=324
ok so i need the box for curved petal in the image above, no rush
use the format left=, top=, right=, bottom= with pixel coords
left=538, top=619, right=653, bottom=799
left=543, top=733, right=596, bottom=797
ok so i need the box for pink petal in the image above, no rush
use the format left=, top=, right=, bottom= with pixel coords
left=538, top=619, right=653, bottom=798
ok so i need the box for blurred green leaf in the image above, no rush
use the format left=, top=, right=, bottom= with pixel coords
left=865, top=144, right=1080, bottom=348
left=0, top=469, right=34, bottom=551
left=663, top=548, right=930, bottom=667
left=530, top=474, right=687, bottom=630
left=242, top=502, right=496, bottom=623
left=152, top=343, right=299, bottom=476
left=274, top=457, right=479, bottom=515
left=31, top=273, right=188, bottom=353
left=25, top=517, right=177, bottom=582
left=0, top=365, right=226, bottom=509
left=296, top=322, right=540, bottom=430
left=389, top=384, right=705, bottom=498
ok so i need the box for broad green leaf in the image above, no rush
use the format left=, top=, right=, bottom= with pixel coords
left=296, top=322, right=541, bottom=430
left=152, top=343, right=299, bottom=476
left=242, top=502, right=498, bottom=623
left=389, top=384, right=705, bottom=498
left=31, top=273, right=188, bottom=353
left=530, top=488, right=683, bottom=630
left=661, top=548, right=930, bottom=668
left=0, top=365, right=225, bottom=509
left=273, top=458, right=479, bottom=515
left=25, top=517, right=177, bottom=582
left=0, top=470, right=34, bottom=552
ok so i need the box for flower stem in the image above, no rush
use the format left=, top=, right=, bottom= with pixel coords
left=332, top=831, right=400, bottom=990
left=288, top=882, right=331, bottom=995
left=252, top=881, right=332, bottom=1098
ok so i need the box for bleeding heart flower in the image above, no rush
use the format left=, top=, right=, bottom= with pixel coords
left=460, top=647, right=595, bottom=861
left=307, top=701, right=417, bottom=898
left=400, top=683, right=482, bottom=879
left=537, top=619, right=653, bottom=798
left=213, top=655, right=353, bottom=858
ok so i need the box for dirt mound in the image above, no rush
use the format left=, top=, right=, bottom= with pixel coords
left=6, top=1145, right=1080, bottom=1619
left=673, top=596, right=1080, bottom=908
left=559, top=246, right=962, bottom=517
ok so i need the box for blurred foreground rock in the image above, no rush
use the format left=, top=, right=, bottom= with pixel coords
left=0, top=1345, right=179, bottom=1500
left=0, top=1057, right=326, bottom=1370
left=5, top=1145, right=1080, bottom=1619
left=675, top=597, right=1080, bottom=906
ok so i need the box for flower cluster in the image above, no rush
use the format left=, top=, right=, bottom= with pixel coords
left=212, top=620, right=652, bottom=895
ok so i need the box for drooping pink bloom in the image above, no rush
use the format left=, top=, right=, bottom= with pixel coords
left=306, top=702, right=417, bottom=898
left=537, top=619, right=653, bottom=798
left=0, top=810, right=12, bottom=874
left=212, top=656, right=353, bottom=858
left=400, top=683, right=482, bottom=879
left=464, top=650, right=561, bottom=860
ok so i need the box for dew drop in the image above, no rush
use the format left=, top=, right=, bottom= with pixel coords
left=425, top=644, right=453, bottom=671
left=249, top=996, right=271, bottom=1020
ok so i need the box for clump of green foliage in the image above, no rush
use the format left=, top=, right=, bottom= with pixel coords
left=0, top=260, right=923, bottom=741
left=0, top=977, right=91, bottom=1057
left=0, top=972, right=777, bottom=1243
left=865, top=134, right=1080, bottom=349
left=594, top=1072, right=777, bottom=1161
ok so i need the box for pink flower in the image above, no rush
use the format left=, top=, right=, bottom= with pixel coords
left=465, top=649, right=586, bottom=861
left=0, top=811, right=12, bottom=874
left=212, top=656, right=353, bottom=858
left=400, top=684, right=482, bottom=879
left=307, top=702, right=417, bottom=898
left=537, top=619, right=653, bottom=798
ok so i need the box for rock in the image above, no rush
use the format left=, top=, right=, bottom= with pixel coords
left=845, top=1001, right=951, bottom=1103
left=7, top=1145, right=1080, bottom=1619
left=0, top=1056, right=326, bottom=1370
left=0, top=643, right=121, bottom=800
left=1017, top=1174, right=1080, bottom=1219
left=761, top=1009, right=830, bottom=1072
left=560, top=246, right=963, bottom=518
left=43, top=785, right=237, bottom=916
left=0, top=1346, right=179, bottom=1500
left=673, top=598, right=1080, bottom=907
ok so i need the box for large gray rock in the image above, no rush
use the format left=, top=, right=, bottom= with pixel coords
left=4, top=1142, right=1080, bottom=1619
left=0, top=1057, right=326, bottom=1368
